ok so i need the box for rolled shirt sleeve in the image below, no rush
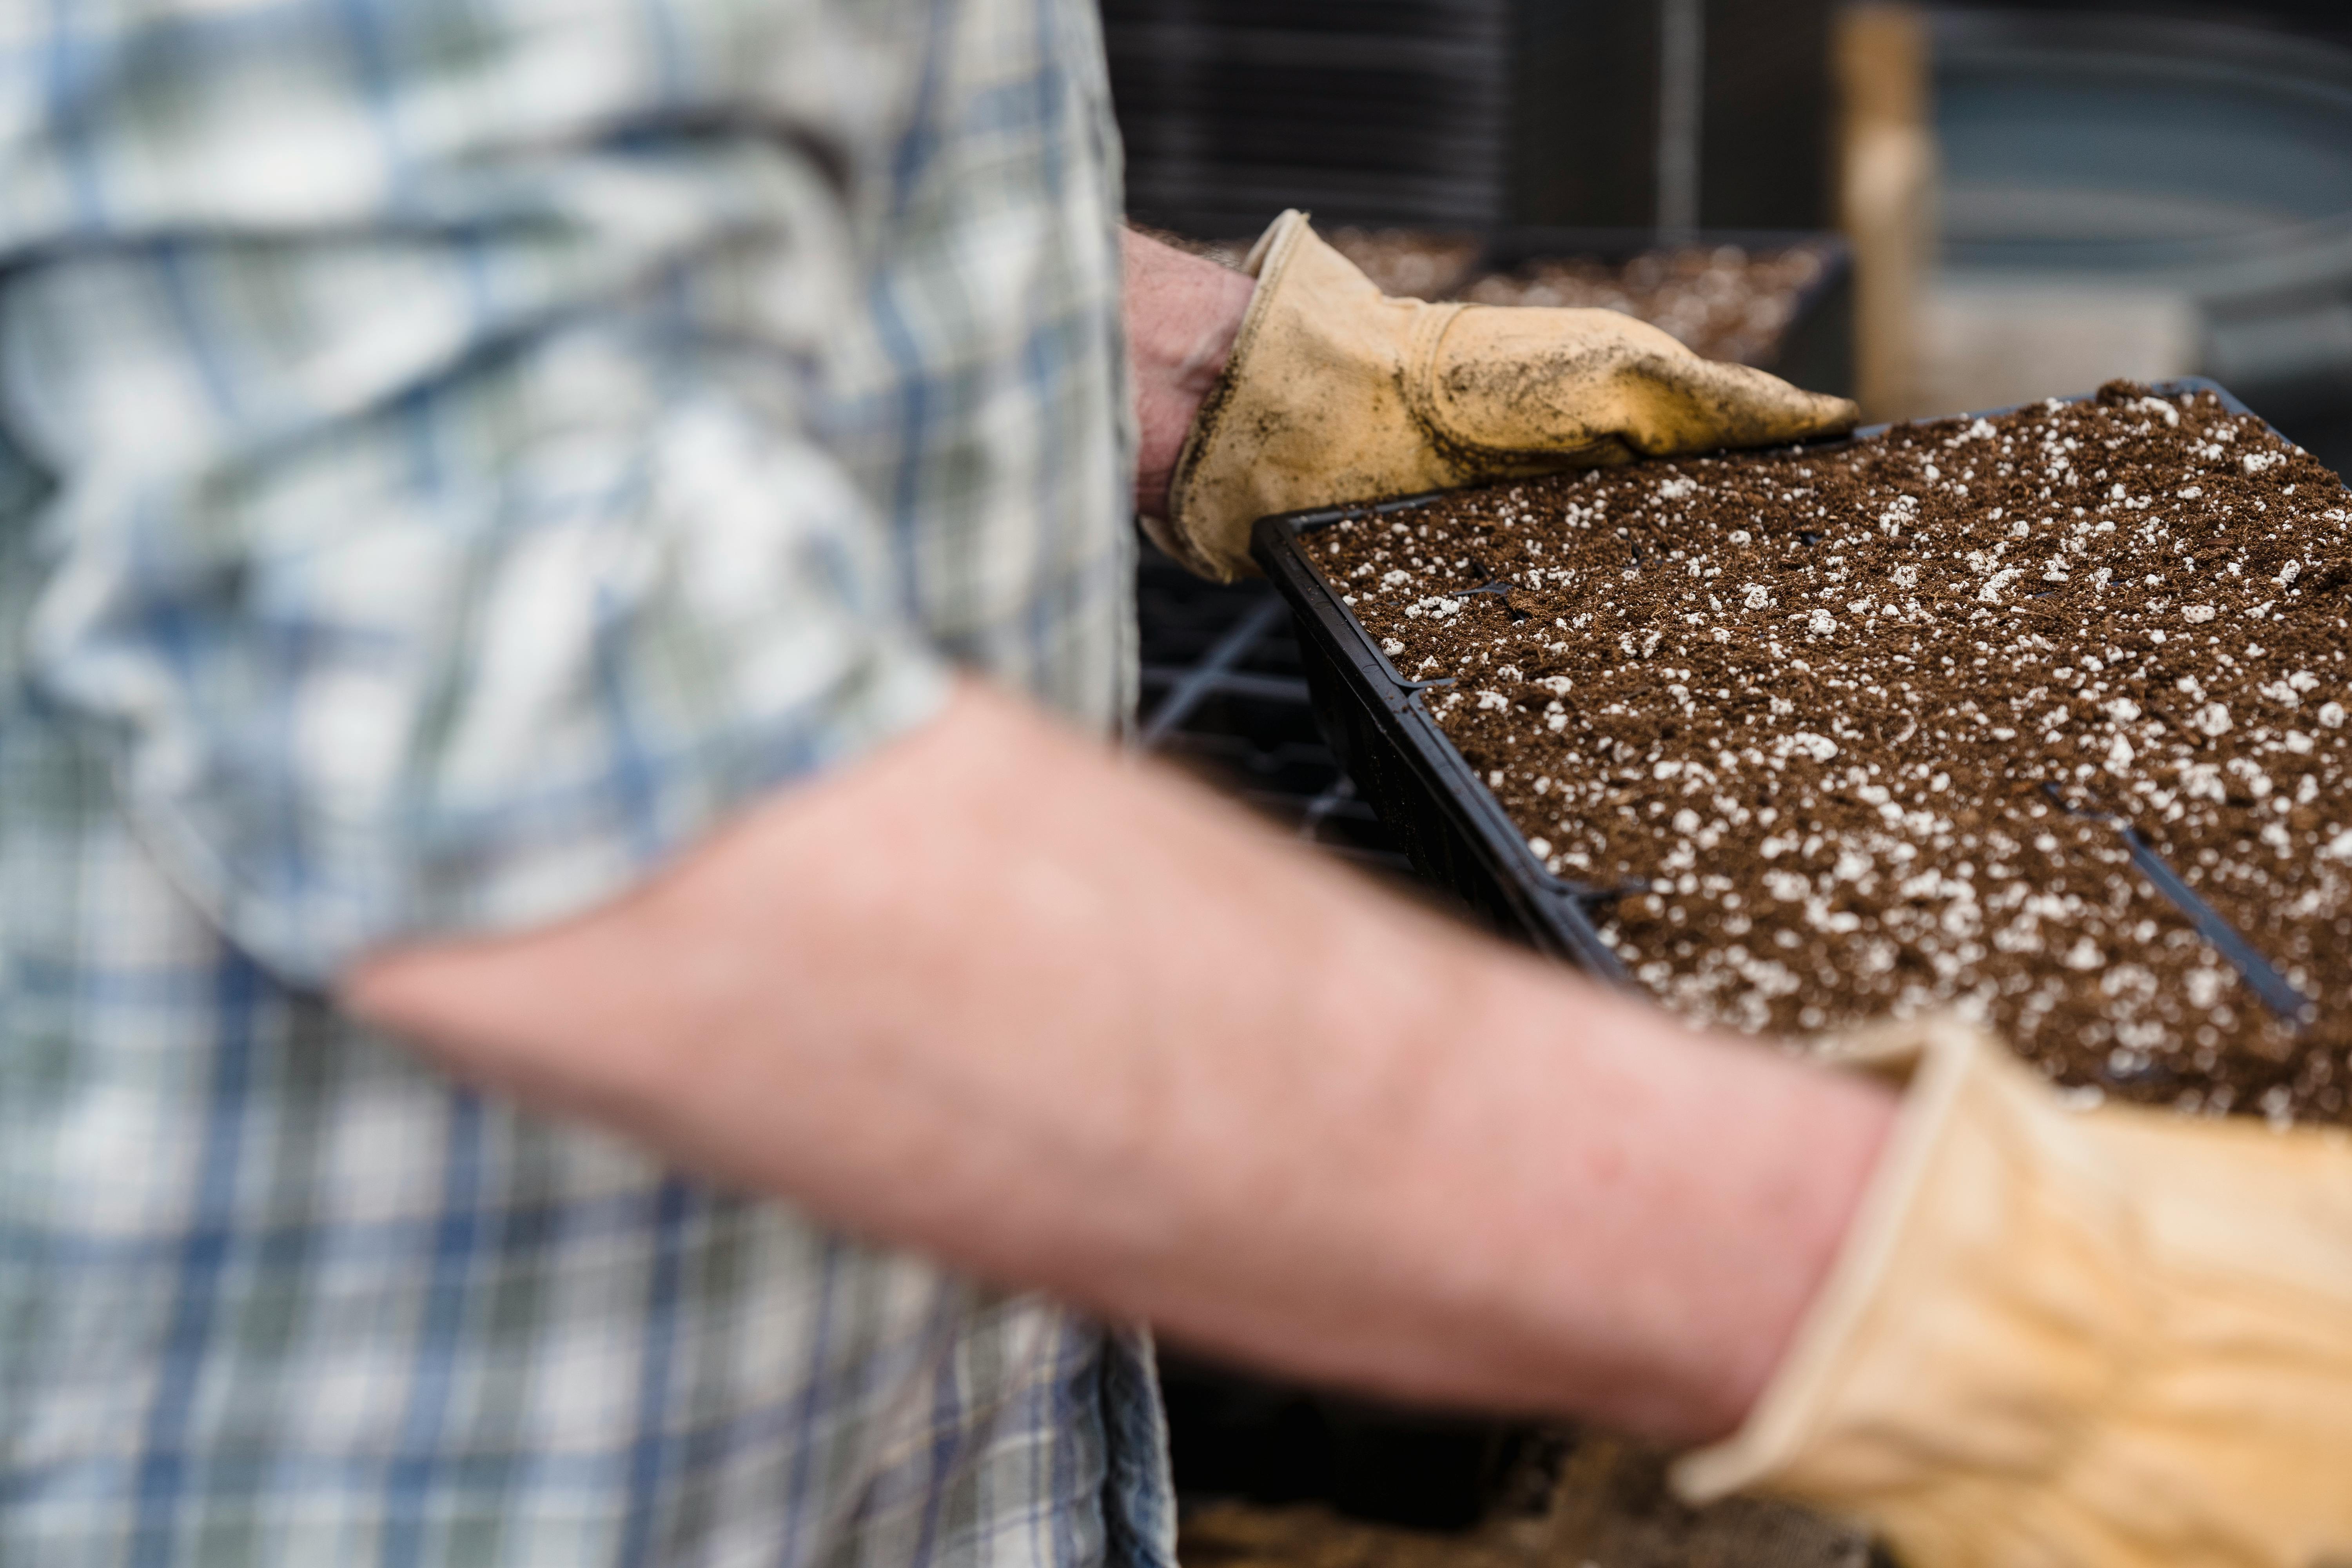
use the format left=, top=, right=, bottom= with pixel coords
left=0, top=2, right=1131, bottom=986
left=29, top=319, right=947, bottom=984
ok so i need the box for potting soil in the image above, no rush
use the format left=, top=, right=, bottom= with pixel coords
left=1319, top=382, right=2352, bottom=1124
left=1198, top=229, right=1827, bottom=366
left=1456, top=245, right=1831, bottom=367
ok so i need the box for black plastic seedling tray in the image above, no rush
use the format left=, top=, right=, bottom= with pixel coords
left=1250, top=483, right=1634, bottom=984
left=1249, top=379, right=2314, bottom=1023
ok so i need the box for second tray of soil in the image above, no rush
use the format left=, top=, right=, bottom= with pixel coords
left=1192, top=226, right=1851, bottom=397
left=1317, top=229, right=1838, bottom=370
left=1264, top=381, right=2352, bottom=1126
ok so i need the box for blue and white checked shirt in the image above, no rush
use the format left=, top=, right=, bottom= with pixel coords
left=0, top=2, right=1166, bottom=1564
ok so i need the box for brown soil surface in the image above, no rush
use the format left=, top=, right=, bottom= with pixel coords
left=1316, top=382, right=2352, bottom=1125
left=1198, top=230, right=1826, bottom=365
left=1327, top=229, right=1485, bottom=302
left=1181, top=1436, right=1870, bottom=1568
left=1194, top=229, right=1485, bottom=300
left=1457, top=245, right=1831, bottom=367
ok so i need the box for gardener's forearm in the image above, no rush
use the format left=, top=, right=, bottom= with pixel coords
left=344, top=678, right=1894, bottom=1442
left=1124, top=224, right=1253, bottom=518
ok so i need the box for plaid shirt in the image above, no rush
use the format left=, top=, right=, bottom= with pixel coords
left=0, top=2, right=1164, bottom=1564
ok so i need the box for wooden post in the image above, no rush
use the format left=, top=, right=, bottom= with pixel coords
left=1837, top=3, right=1937, bottom=419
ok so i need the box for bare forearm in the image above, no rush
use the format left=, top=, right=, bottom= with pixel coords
left=346, top=680, right=1892, bottom=1441
left=1123, top=225, right=1252, bottom=518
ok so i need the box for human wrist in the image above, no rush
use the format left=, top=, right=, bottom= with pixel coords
left=1688, top=1049, right=1900, bottom=1440
left=1383, top=958, right=1899, bottom=1443
left=1122, top=225, right=1254, bottom=519
left=1610, top=1020, right=1900, bottom=1443
left=1675, top=1019, right=2127, bottom=1499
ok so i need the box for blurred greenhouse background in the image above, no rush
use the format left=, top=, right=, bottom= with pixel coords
left=1103, top=0, right=2352, bottom=472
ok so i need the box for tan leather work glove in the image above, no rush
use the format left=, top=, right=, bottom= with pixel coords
left=1674, top=1015, right=2352, bottom=1568
left=1155, top=210, right=1859, bottom=581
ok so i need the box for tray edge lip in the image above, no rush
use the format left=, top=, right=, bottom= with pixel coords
left=1250, top=501, right=1632, bottom=980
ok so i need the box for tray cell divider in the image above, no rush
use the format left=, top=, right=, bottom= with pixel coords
left=2042, top=785, right=2314, bottom=1026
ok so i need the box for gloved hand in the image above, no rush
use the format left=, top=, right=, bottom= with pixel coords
left=1673, top=1015, right=2352, bottom=1568
left=1154, top=210, right=1858, bottom=581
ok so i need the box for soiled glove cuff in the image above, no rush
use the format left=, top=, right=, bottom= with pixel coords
left=1673, top=1018, right=2141, bottom=1508
left=1154, top=210, right=1452, bottom=581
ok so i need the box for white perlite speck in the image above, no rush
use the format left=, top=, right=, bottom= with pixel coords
left=2182, top=604, right=2216, bottom=624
